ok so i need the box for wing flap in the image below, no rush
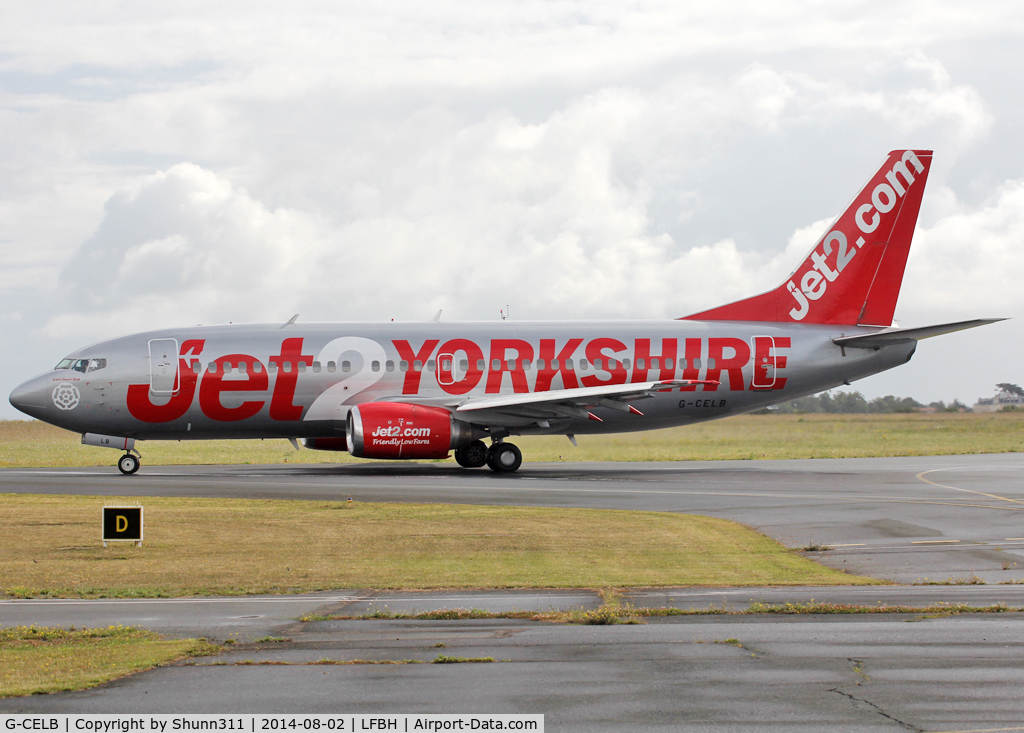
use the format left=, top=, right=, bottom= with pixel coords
left=455, top=379, right=716, bottom=418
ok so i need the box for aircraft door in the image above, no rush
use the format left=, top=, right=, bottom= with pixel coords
left=437, top=352, right=454, bottom=386
left=750, top=336, right=776, bottom=389
left=436, top=352, right=466, bottom=386
left=149, top=339, right=180, bottom=394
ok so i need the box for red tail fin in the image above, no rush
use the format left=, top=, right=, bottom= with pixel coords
left=684, top=149, right=933, bottom=326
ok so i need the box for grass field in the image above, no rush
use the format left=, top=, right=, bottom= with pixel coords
left=0, top=625, right=216, bottom=697
left=0, top=494, right=870, bottom=597
left=1, top=412, right=1022, bottom=468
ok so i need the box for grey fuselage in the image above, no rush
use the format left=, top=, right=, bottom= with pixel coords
left=10, top=319, right=914, bottom=442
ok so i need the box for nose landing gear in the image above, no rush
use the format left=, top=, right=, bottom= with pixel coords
left=117, top=451, right=141, bottom=475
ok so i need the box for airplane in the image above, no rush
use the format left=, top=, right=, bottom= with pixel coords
left=8, top=149, right=1003, bottom=474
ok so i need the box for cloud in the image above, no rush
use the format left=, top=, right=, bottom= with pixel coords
left=3, top=5, right=1022, bottom=417
left=904, top=177, right=1024, bottom=318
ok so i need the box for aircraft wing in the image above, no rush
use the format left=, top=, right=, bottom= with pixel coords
left=832, top=318, right=1006, bottom=349
left=451, top=379, right=717, bottom=425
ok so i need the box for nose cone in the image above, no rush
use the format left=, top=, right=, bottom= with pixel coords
left=9, top=376, right=50, bottom=419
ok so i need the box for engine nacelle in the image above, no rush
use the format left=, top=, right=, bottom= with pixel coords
left=346, top=403, right=472, bottom=459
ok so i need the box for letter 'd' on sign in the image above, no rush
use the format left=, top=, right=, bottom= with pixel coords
left=102, top=506, right=143, bottom=546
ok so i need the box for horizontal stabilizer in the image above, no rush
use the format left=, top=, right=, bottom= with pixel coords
left=832, top=319, right=1006, bottom=349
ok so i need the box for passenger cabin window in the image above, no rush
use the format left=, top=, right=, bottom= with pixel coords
left=283, top=361, right=292, bottom=373
left=441, top=359, right=451, bottom=371
left=622, top=358, right=631, bottom=370
left=237, top=361, right=247, bottom=373
left=707, top=358, right=716, bottom=369
left=399, top=360, right=409, bottom=372
left=506, top=359, right=515, bottom=370
left=537, top=359, right=546, bottom=370
left=312, top=361, right=321, bottom=373
left=427, top=360, right=436, bottom=371
left=692, top=358, right=701, bottom=369
left=269, top=361, right=278, bottom=373
left=523, top=359, right=531, bottom=370
left=385, top=360, right=395, bottom=372
left=342, top=361, right=351, bottom=373
left=459, top=360, right=468, bottom=371
left=371, top=361, right=380, bottom=372
left=253, top=361, right=262, bottom=373
left=579, top=360, right=589, bottom=371
left=492, top=359, right=501, bottom=370
left=413, top=360, right=422, bottom=372
left=665, top=358, right=674, bottom=370
left=327, top=361, right=336, bottom=373
left=298, top=361, right=307, bottom=373
left=192, top=361, right=202, bottom=374
left=224, top=362, right=233, bottom=373
left=208, top=362, right=217, bottom=373
left=476, top=359, right=485, bottom=371
left=651, top=358, right=659, bottom=370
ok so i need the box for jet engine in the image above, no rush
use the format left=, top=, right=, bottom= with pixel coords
left=346, top=403, right=476, bottom=459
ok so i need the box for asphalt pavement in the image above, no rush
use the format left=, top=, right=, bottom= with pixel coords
left=3, top=455, right=1024, bottom=728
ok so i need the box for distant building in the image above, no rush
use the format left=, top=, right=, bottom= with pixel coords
left=973, top=389, right=1024, bottom=412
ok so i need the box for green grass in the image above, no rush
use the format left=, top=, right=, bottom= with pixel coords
left=2, top=412, right=1022, bottom=468
left=0, top=493, right=869, bottom=597
left=316, top=601, right=1019, bottom=623
left=0, top=625, right=217, bottom=697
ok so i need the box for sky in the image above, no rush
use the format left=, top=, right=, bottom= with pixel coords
left=2, top=1, right=1023, bottom=418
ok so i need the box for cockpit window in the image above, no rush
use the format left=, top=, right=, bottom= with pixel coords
left=55, top=358, right=107, bottom=372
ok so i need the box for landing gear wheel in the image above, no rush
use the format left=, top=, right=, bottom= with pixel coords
left=486, top=442, right=522, bottom=474
left=455, top=440, right=488, bottom=468
left=117, top=453, right=140, bottom=475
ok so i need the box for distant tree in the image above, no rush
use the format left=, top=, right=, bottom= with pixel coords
left=997, top=383, right=1024, bottom=398
left=868, top=395, right=923, bottom=413
left=832, top=391, right=869, bottom=413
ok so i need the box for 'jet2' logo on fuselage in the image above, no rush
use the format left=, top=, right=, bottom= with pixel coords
left=787, top=151, right=925, bottom=321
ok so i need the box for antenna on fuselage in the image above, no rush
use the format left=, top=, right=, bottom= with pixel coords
left=282, top=314, right=299, bottom=328
left=432, top=309, right=442, bottom=322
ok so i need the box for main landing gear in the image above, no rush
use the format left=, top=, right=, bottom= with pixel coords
left=455, top=439, right=522, bottom=473
left=117, top=451, right=141, bottom=475
left=454, top=440, right=488, bottom=468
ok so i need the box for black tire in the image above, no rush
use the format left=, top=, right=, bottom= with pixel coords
left=117, top=454, right=140, bottom=475
left=487, top=443, right=522, bottom=473
left=455, top=440, right=488, bottom=468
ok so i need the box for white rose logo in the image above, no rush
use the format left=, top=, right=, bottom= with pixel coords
left=52, top=384, right=81, bottom=411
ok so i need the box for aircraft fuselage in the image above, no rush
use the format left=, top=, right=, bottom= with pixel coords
left=11, top=319, right=914, bottom=441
